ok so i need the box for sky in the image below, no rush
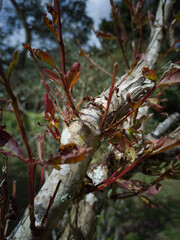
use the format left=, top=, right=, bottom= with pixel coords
left=86, top=0, right=111, bottom=47
left=0, top=0, right=111, bottom=48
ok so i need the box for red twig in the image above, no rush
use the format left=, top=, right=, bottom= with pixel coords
left=101, top=63, right=118, bottom=128
left=97, top=153, right=146, bottom=190
left=40, top=180, right=61, bottom=228
left=157, top=36, right=180, bottom=63
left=54, top=0, right=66, bottom=76
left=37, top=133, right=46, bottom=186
left=110, top=0, right=130, bottom=69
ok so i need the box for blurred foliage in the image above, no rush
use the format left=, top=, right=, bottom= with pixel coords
left=93, top=175, right=180, bottom=240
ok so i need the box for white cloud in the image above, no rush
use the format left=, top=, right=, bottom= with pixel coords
left=86, top=0, right=111, bottom=47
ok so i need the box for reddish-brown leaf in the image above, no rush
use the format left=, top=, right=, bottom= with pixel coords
left=43, top=94, right=55, bottom=117
left=96, top=31, right=117, bottom=40
left=22, top=43, right=32, bottom=51
left=46, top=143, right=91, bottom=169
left=33, top=49, right=56, bottom=68
left=150, top=135, right=180, bottom=156
left=43, top=68, right=63, bottom=86
left=66, top=62, right=81, bottom=89
left=43, top=13, right=57, bottom=38
left=0, top=128, right=25, bottom=160
left=142, top=67, right=157, bottom=82
left=158, top=68, right=180, bottom=86
left=116, top=179, right=162, bottom=195
left=147, top=99, right=164, bottom=112
left=46, top=2, right=58, bottom=24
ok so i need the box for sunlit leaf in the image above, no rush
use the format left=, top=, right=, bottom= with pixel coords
left=147, top=98, right=158, bottom=105
left=43, top=94, right=55, bottom=117
left=8, top=49, right=18, bottom=80
left=43, top=68, right=63, bottom=86
left=22, top=43, right=31, bottom=51
left=129, top=146, right=136, bottom=162
left=96, top=31, right=117, bottom=40
left=46, top=143, right=91, bottom=169
left=43, top=13, right=57, bottom=38
left=139, top=195, right=156, bottom=208
left=46, top=2, right=58, bottom=24
left=142, top=67, right=157, bottom=82
left=33, top=49, right=56, bottom=68
left=66, top=62, right=81, bottom=89
left=0, top=128, right=25, bottom=160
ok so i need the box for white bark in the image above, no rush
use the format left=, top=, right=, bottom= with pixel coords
left=152, top=112, right=180, bottom=138
left=8, top=0, right=173, bottom=239
left=146, top=0, right=173, bottom=64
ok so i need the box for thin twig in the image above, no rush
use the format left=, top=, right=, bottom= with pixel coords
left=110, top=0, right=130, bottom=69
left=101, top=63, right=118, bottom=128
left=40, top=180, right=61, bottom=228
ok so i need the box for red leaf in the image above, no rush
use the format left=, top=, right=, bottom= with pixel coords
left=33, top=49, right=56, bottom=68
left=158, top=68, right=180, bottom=87
left=43, top=94, right=55, bottom=117
left=66, top=62, right=81, bottom=89
left=96, top=31, right=117, bottom=40
left=43, top=68, right=63, bottom=86
left=0, top=128, right=25, bottom=160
